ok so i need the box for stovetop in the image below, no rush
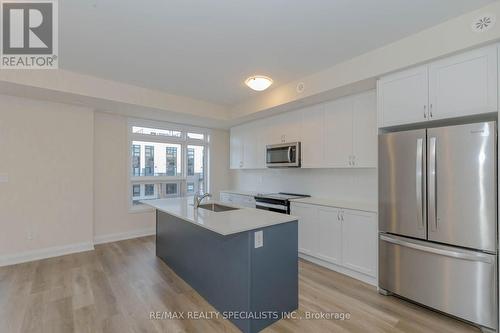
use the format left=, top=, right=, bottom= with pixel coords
left=255, top=192, right=310, bottom=201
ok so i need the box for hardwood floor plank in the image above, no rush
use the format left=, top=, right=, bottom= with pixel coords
left=0, top=236, right=481, bottom=333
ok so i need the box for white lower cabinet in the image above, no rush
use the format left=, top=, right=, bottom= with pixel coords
left=341, top=209, right=377, bottom=277
left=293, top=203, right=318, bottom=255
left=291, top=202, right=377, bottom=282
left=317, top=207, right=342, bottom=265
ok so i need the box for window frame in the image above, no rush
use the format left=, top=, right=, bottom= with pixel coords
left=127, top=118, right=211, bottom=212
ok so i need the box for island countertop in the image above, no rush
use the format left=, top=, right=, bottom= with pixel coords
left=141, top=197, right=297, bottom=236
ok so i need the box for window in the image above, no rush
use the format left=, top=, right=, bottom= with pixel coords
left=144, top=145, right=154, bottom=176
left=186, top=145, right=205, bottom=194
left=129, top=120, right=210, bottom=209
left=187, top=132, right=205, bottom=140
left=145, top=184, right=155, bottom=196
left=132, top=145, right=141, bottom=176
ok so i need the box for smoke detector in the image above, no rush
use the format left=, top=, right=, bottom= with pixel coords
left=296, top=82, right=305, bottom=93
left=471, top=14, right=495, bottom=33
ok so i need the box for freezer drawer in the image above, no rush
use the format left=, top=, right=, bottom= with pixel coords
left=379, top=234, right=497, bottom=329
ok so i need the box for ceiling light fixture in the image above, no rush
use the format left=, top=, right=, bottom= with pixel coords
left=245, top=75, right=273, bottom=91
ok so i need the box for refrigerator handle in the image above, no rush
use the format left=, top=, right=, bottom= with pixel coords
left=380, top=235, right=494, bottom=264
left=428, top=137, right=437, bottom=231
left=416, top=138, right=424, bottom=229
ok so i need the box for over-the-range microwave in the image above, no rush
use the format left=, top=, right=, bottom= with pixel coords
left=266, top=142, right=301, bottom=168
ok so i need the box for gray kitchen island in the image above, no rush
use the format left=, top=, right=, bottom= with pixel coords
left=142, top=197, right=299, bottom=333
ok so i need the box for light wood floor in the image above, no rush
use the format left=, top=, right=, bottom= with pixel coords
left=0, top=236, right=480, bottom=333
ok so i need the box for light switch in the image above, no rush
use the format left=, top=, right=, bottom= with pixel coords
left=0, top=174, right=8, bottom=183
left=254, top=230, right=263, bottom=248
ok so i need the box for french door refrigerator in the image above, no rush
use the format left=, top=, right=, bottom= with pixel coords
left=378, top=121, right=497, bottom=331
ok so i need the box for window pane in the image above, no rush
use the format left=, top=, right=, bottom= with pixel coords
left=165, top=183, right=178, bottom=195
left=187, top=145, right=205, bottom=194
left=132, top=126, right=182, bottom=138
left=145, top=184, right=155, bottom=196
left=187, top=132, right=204, bottom=140
left=131, top=141, right=182, bottom=177
left=132, top=145, right=141, bottom=176
left=132, top=182, right=180, bottom=205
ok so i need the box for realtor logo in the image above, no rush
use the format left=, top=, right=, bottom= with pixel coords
left=1, top=0, right=58, bottom=68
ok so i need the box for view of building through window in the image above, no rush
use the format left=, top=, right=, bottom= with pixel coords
left=129, top=123, right=208, bottom=207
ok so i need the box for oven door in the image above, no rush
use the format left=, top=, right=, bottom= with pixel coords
left=255, top=201, right=289, bottom=214
left=266, top=142, right=300, bottom=168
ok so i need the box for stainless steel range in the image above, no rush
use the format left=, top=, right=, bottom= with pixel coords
left=254, top=193, right=310, bottom=214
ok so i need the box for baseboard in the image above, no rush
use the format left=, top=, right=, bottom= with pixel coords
left=93, top=228, right=156, bottom=245
left=299, top=253, right=377, bottom=286
left=0, top=242, right=95, bottom=267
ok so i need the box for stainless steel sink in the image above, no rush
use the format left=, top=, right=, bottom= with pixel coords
left=197, top=203, right=239, bottom=212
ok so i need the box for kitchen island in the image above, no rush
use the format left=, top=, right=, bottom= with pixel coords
left=142, top=197, right=299, bottom=333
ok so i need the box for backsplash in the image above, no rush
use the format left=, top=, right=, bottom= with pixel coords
left=230, top=168, right=377, bottom=204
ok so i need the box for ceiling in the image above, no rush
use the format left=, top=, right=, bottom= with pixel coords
left=60, top=0, right=494, bottom=106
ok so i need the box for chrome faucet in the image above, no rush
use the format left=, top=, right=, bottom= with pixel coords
left=194, top=193, right=212, bottom=209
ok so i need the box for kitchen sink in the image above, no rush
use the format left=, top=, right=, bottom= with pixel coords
left=197, top=203, right=239, bottom=212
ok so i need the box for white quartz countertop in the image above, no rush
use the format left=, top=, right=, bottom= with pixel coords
left=141, top=197, right=298, bottom=236
left=290, top=197, right=377, bottom=213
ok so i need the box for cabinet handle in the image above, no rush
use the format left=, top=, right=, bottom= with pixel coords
left=337, top=211, right=340, bottom=221
left=430, top=104, right=433, bottom=118
left=341, top=212, right=344, bottom=221
left=424, top=105, right=427, bottom=118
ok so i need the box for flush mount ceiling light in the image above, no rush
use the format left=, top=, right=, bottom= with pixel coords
left=245, top=75, right=273, bottom=91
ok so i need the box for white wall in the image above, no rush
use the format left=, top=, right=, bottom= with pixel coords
left=93, top=112, right=155, bottom=240
left=0, top=95, right=94, bottom=259
left=230, top=168, right=377, bottom=204
left=209, top=129, right=230, bottom=198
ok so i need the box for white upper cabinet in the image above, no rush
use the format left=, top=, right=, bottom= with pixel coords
left=265, top=111, right=302, bottom=145
left=378, top=44, right=498, bottom=128
left=301, top=104, right=325, bottom=168
left=325, top=96, right=354, bottom=168
left=377, top=65, right=429, bottom=127
left=428, top=45, right=498, bottom=120
left=230, top=126, right=244, bottom=169
left=230, top=90, right=377, bottom=169
left=352, top=91, right=377, bottom=167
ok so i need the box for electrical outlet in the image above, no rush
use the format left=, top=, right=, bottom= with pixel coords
left=254, top=230, right=263, bottom=248
left=27, top=231, right=34, bottom=240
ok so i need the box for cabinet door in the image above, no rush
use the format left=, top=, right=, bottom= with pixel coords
left=241, top=125, right=258, bottom=169
left=377, top=65, right=429, bottom=127
left=230, top=126, right=243, bottom=169
left=324, top=96, right=353, bottom=167
left=317, top=207, right=342, bottom=265
left=301, top=104, right=325, bottom=168
left=429, top=45, right=498, bottom=120
left=352, top=90, right=377, bottom=167
left=291, top=203, right=318, bottom=256
left=341, top=210, right=377, bottom=277
left=266, top=111, right=302, bottom=144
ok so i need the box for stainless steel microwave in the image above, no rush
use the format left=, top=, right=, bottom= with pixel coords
left=266, top=142, right=301, bottom=168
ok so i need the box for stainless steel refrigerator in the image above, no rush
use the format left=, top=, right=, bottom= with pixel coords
left=378, top=121, right=497, bottom=332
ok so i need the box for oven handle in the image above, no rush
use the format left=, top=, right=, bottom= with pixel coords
left=255, top=202, right=288, bottom=211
